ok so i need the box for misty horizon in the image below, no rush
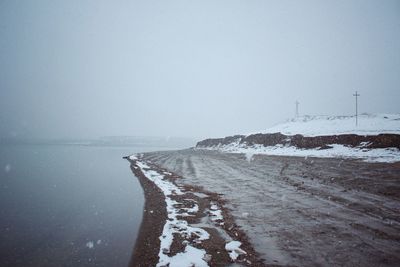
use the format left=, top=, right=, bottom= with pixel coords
left=1, top=0, right=399, bottom=140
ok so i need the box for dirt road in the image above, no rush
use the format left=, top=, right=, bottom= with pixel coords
left=142, top=149, right=400, bottom=267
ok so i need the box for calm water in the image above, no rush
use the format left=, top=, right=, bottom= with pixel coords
left=0, top=144, right=156, bottom=267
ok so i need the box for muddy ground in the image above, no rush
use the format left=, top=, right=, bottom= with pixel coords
left=142, top=149, right=400, bottom=267
left=127, top=156, right=266, bottom=266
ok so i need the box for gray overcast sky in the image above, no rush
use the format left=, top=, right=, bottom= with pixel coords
left=0, top=0, right=399, bottom=139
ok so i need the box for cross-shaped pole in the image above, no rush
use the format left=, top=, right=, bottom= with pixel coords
left=353, top=91, right=360, bottom=126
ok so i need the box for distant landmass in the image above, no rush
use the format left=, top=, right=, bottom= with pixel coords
left=0, top=136, right=196, bottom=148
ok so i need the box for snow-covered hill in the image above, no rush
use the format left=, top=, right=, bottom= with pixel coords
left=197, top=114, right=400, bottom=163
left=251, top=113, right=400, bottom=137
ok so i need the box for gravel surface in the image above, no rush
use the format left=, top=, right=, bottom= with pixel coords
left=143, top=149, right=400, bottom=267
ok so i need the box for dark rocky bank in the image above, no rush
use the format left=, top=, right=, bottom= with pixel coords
left=196, top=133, right=400, bottom=150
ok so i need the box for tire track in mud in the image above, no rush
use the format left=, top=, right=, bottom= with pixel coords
left=148, top=150, right=399, bottom=225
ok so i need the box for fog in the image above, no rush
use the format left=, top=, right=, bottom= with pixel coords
left=1, top=0, right=399, bottom=140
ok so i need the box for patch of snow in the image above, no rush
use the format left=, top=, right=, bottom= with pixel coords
left=180, top=201, right=199, bottom=215
left=209, top=203, right=223, bottom=222
left=136, top=161, right=184, bottom=196
left=225, top=241, right=246, bottom=261
left=129, top=154, right=138, bottom=160
left=250, top=113, right=400, bottom=137
left=166, top=245, right=209, bottom=267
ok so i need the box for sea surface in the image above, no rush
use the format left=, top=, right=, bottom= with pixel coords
left=0, top=143, right=168, bottom=267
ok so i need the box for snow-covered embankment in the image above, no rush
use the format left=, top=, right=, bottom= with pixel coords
left=197, top=114, right=400, bottom=162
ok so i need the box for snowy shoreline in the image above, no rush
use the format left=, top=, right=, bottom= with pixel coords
left=131, top=155, right=210, bottom=266
left=127, top=155, right=259, bottom=266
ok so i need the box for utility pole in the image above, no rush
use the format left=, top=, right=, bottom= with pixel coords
left=353, top=91, right=360, bottom=126
left=295, top=101, right=299, bottom=118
